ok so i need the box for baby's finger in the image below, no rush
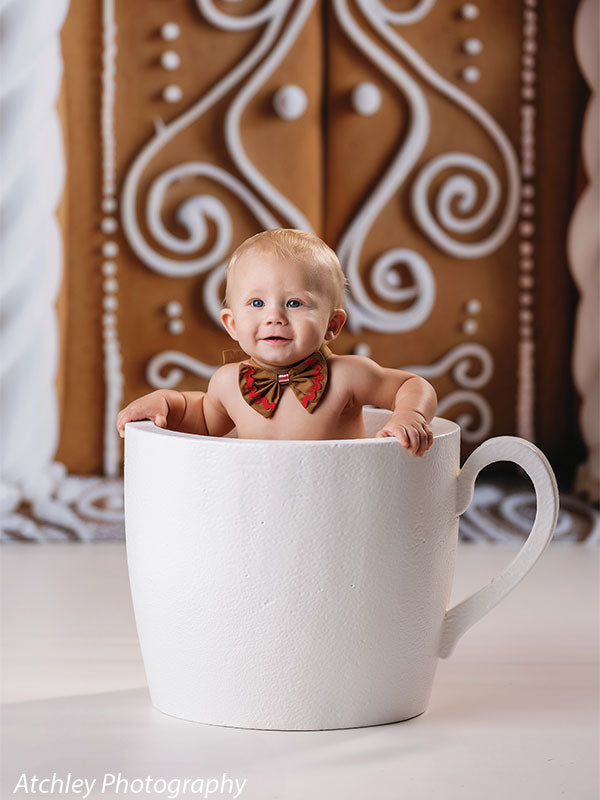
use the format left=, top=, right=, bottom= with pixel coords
left=414, top=424, right=426, bottom=455
left=396, top=425, right=410, bottom=447
left=403, top=424, right=418, bottom=454
left=425, top=425, right=434, bottom=452
left=415, top=424, right=429, bottom=456
left=153, top=414, right=168, bottom=429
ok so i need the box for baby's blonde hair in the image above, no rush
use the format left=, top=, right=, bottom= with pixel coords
left=224, top=228, right=347, bottom=309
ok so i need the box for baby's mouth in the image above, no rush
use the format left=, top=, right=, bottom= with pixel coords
left=262, top=336, right=290, bottom=341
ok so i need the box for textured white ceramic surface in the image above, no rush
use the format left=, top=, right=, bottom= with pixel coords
left=124, top=410, right=558, bottom=730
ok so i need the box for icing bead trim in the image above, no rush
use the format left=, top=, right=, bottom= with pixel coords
left=101, top=217, right=118, bottom=233
left=516, top=0, right=538, bottom=442
left=101, top=0, right=124, bottom=476
left=102, top=241, right=119, bottom=258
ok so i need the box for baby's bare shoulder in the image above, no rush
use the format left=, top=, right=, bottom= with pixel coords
left=207, top=363, right=239, bottom=396
left=329, top=353, right=381, bottom=376
left=326, top=354, right=380, bottom=406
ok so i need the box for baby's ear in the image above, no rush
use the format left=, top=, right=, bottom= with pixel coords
left=327, top=308, right=347, bottom=339
left=219, top=308, right=237, bottom=340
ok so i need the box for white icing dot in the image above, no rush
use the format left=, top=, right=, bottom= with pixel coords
left=519, top=241, right=534, bottom=256
left=520, top=326, right=534, bottom=342
left=522, top=152, right=535, bottom=167
left=522, top=86, right=536, bottom=101
left=104, top=277, right=118, bottom=293
left=166, top=300, right=183, bottom=317
left=521, top=69, right=536, bottom=84
left=168, top=318, right=184, bottom=335
left=519, top=274, right=535, bottom=289
left=160, top=22, right=180, bottom=41
left=521, top=202, right=535, bottom=217
left=519, top=292, right=534, bottom=307
left=104, top=329, right=117, bottom=343
left=519, top=309, right=534, bottom=323
left=351, top=82, right=382, bottom=116
left=521, top=127, right=535, bottom=141
left=460, top=3, right=479, bottom=20
left=462, top=37, right=483, bottom=55
left=462, top=319, right=478, bottom=335
left=521, top=133, right=535, bottom=148
left=521, top=103, right=536, bottom=116
left=102, top=261, right=117, bottom=276
left=102, top=313, right=117, bottom=327
left=524, top=40, right=537, bottom=54
left=353, top=343, right=371, bottom=357
left=163, top=84, right=183, bottom=103
left=523, top=23, right=537, bottom=38
left=465, top=298, right=481, bottom=314
left=521, top=163, right=535, bottom=179
left=272, top=85, right=307, bottom=120
left=520, top=258, right=535, bottom=272
left=519, top=221, right=535, bottom=237
left=103, top=296, right=118, bottom=311
left=161, top=50, right=180, bottom=71
left=101, top=217, right=118, bottom=234
left=522, top=54, right=536, bottom=69
left=102, top=241, right=119, bottom=258
left=462, top=66, right=481, bottom=83
left=102, top=197, right=117, bottom=213
left=522, top=183, right=535, bottom=198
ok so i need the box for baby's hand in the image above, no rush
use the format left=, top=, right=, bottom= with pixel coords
left=375, top=410, right=433, bottom=457
left=116, top=391, right=170, bottom=439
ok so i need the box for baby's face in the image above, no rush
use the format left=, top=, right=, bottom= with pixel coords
left=220, top=249, right=345, bottom=369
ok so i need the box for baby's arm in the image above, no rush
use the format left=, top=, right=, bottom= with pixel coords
left=348, top=357, right=437, bottom=456
left=116, top=366, right=235, bottom=438
left=116, top=389, right=207, bottom=437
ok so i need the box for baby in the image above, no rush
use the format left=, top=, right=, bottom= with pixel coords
left=117, top=229, right=437, bottom=456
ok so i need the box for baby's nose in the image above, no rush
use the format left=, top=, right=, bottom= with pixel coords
left=266, top=307, right=288, bottom=324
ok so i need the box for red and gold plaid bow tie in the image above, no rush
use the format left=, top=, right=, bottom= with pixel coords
left=225, top=344, right=331, bottom=419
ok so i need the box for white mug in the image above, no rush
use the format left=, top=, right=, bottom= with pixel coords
left=124, top=410, right=559, bottom=730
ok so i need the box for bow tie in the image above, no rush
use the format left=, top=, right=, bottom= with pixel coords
left=222, top=344, right=332, bottom=419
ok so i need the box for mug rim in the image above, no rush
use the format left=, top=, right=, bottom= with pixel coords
left=126, top=413, right=460, bottom=447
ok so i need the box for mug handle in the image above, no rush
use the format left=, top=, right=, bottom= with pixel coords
left=438, top=436, right=559, bottom=659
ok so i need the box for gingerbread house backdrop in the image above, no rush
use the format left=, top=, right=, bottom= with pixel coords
left=1, top=0, right=598, bottom=541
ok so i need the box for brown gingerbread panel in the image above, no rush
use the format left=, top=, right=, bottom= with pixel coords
left=55, top=0, right=584, bottom=477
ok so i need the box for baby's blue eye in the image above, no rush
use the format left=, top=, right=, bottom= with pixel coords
left=251, top=299, right=264, bottom=307
left=286, top=299, right=301, bottom=308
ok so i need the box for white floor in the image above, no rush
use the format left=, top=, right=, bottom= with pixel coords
left=1, top=543, right=598, bottom=800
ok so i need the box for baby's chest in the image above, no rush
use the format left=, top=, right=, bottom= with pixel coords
left=226, top=378, right=357, bottom=439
